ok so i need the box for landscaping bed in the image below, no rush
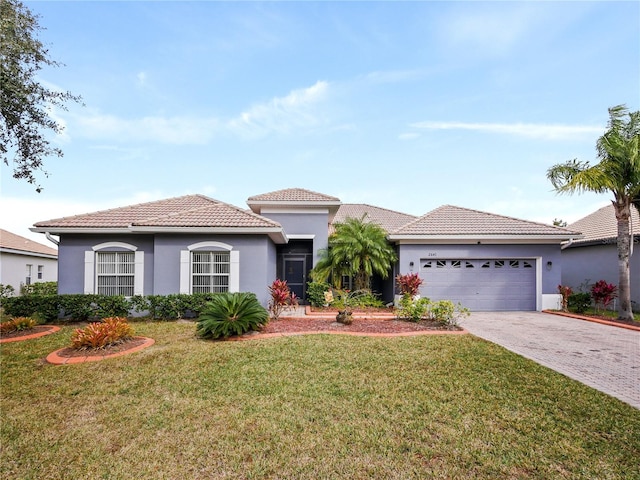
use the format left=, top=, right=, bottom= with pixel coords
left=260, top=317, right=462, bottom=334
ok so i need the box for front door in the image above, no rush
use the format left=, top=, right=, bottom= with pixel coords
left=283, top=256, right=306, bottom=302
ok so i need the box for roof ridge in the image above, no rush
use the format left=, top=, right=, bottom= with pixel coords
left=247, top=187, right=340, bottom=202
left=341, top=203, right=417, bottom=218
left=440, top=204, right=576, bottom=231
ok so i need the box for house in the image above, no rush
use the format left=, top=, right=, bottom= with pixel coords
left=31, top=188, right=579, bottom=311
left=0, top=229, right=58, bottom=294
left=561, top=204, right=640, bottom=309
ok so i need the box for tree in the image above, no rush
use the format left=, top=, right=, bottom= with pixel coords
left=553, top=218, right=567, bottom=227
left=311, top=216, right=398, bottom=290
left=547, top=104, right=640, bottom=320
left=1, top=0, right=81, bottom=192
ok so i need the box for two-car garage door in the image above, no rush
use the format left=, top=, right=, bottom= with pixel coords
left=419, top=259, right=536, bottom=311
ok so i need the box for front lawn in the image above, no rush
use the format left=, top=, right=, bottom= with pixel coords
left=1, top=322, right=639, bottom=479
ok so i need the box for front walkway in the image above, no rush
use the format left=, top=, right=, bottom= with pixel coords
left=461, top=312, right=640, bottom=409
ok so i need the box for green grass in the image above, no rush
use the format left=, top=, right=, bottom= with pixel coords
left=1, top=322, right=639, bottom=479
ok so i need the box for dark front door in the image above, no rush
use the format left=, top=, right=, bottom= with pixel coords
left=283, top=256, right=306, bottom=302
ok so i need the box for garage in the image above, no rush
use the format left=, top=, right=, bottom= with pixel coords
left=419, top=259, right=537, bottom=311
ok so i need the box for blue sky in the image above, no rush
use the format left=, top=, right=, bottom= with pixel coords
left=2, top=1, right=639, bottom=244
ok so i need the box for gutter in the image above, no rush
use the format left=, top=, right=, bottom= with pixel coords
left=45, top=232, right=60, bottom=246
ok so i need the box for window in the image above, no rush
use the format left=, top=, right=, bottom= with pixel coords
left=25, top=264, right=32, bottom=285
left=451, top=260, right=461, bottom=268
left=494, top=260, right=504, bottom=268
left=191, top=251, right=230, bottom=293
left=465, top=261, right=474, bottom=268
left=509, top=260, right=519, bottom=268
left=96, top=251, right=135, bottom=296
left=436, top=260, right=447, bottom=268
left=84, top=242, right=143, bottom=295
left=37, top=265, right=44, bottom=280
left=523, top=261, right=533, bottom=269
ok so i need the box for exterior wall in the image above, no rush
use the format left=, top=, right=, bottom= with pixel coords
left=397, top=243, right=563, bottom=311
left=0, top=251, right=57, bottom=294
left=57, top=234, right=155, bottom=295
left=56, top=233, right=278, bottom=306
left=153, top=234, right=276, bottom=305
left=259, top=212, right=329, bottom=267
left=561, top=241, right=640, bottom=308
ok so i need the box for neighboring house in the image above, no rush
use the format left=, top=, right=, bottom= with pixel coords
left=31, top=188, right=578, bottom=311
left=561, top=204, right=640, bottom=309
left=0, top=228, right=58, bottom=294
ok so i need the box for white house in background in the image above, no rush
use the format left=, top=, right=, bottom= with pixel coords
left=0, top=229, right=58, bottom=294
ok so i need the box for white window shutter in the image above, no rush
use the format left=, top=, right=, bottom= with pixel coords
left=134, top=251, right=144, bottom=296
left=84, top=251, right=94, bottom=294
left=179, top=250, right=190, bottom=294
left=229, top=250, right=240, bottom=292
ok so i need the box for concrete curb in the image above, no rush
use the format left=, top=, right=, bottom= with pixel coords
left=0, top=325, right=61, bottom=343
left=543, top=310, right=640, bottom=332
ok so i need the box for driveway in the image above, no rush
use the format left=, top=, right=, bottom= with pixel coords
left=460, top=311, right=640, bottom=409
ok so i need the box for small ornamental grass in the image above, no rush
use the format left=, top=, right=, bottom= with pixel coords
left=196, top=292, right=268, bottom=340
left=70, top=317, right=134, bottom=350
left=0, top=316, right=37, bottom=334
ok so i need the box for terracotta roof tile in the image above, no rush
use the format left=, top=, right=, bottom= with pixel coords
left=568, top=204, right=640, bottom=244
left=332, top=204, right=417, bottom=234
left=0, top=229, right=57, bottom=256
left=247, top=188, right=340, bottom=203
left=34, top=195, right=281, bottom=229
left=392, top=205, right=579, bottom=236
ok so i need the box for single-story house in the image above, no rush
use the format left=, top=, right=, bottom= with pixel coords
left=31, top=188, right=579, bottom=311
left=0, top=228, right=58, bottom=294
left=561, top=204, right=639, bottom=309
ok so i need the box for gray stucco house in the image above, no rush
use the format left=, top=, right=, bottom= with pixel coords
left=31, top=188, right=578, bottom=311
left=562, top=204, right=639, bottom=309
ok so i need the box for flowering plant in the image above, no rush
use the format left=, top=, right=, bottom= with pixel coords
left=557, top=285, right=572, bottom=312
left=590, top=280, right=617, bottom=312
left=268, top=279, right=299, bottom=320
left=395, top=273, right=423, bottom=297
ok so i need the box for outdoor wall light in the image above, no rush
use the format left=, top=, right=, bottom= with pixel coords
left=546, top=261, right=552, bottom=270
left=409, top=261, right=414, bottom=271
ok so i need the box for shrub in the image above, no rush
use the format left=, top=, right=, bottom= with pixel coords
left=590, top=280, right=617, bottom=312
left=568, top=292, right=591, bottom=313
left=95, top=295, right=129, bottom=318
left=196, top=292, right=268, bottom=340
left=395, top=273, right=423, bottom=296
left=59, top=294, right=97, bottom=321
left=395, top=295, right=430, bottom=322
left=1, top=295, right=59, bottom=322
left=0, top=317, right=37, bottom=334
left=268, top=279, right=298, bottom=320
left=306, top=281, right=332, bottom=307
left=429, top=300, right=470, bottom=328
left=558, top=285, right=572, bottom=312
left=21, top=281, right=57, bottom=296
left=70, top=317, right=135, bottom=350
left=0, top=284, right=15, bottom=302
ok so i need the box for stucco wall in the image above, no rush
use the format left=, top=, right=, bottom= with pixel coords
left=259, top=212, right=329, bottom=267
left=561, top=241, right=640, bottom=308
left=56, top=233, right=278, bottom=305
left=0, top=251, right=57, bottom=294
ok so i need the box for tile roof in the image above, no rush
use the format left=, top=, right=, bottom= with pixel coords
left=332, top=204, right=417, bottom=234
left=33, top=195, right=281, bottom=229
left=391, top=205, right=579, bottom=237
left=0, top=229, right=58, bottom=256
left=567, top=204, right=640, bottom=245
left=247, top=188, right=340, bottom=203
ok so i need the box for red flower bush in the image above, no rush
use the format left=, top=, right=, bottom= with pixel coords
left=590, top=280, right=617, bottom=312
left=396, top=273, right=423, bottom=297
left=557, top=285, right=572, bottom=312
left=70, top=317, right=134, bottom=350
left=268, top=279, right=299, bottom=320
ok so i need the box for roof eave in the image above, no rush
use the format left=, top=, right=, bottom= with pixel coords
left=387, top=234, right=583, bottom=244
left=0, top=247, right=57, bottom=259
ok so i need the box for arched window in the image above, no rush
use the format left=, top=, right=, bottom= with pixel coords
left=84, top=242, right=144, bottom=296
left=179, top=241, right=239, bottom=294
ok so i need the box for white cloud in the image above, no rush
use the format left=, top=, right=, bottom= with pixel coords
left=136, top=71, right=147, bottom=87
left=398, top=132, right=420, bottom=141
left=228, top=80, right=330, bottom=138
left=69, top=81, right=331, bottom=144
left=410, top=121, right=604, bottom=141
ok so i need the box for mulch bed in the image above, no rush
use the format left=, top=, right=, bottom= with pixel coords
left=0, top=325, right=60, bottom=342
left=260, top=317, right=461, bottom=334
left=52, top=337, right=149, bottom=358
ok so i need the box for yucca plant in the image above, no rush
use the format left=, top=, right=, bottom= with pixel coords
left=196, top=292, right=269, bottom=340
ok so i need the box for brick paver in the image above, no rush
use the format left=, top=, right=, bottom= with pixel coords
left=461, top=312, right=640, bottom=409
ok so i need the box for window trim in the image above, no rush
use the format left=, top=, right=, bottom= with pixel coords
left=179, top=241, right=239, bottom=294
left=84, top=242, right=144, bottom=295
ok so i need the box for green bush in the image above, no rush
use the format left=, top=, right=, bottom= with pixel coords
left=306, top=281, right=331, bottom=307
left=59, top=294, right=97, bottom=321
left=2, top=295, right=59, bottom=322
left=568, top=292, right=591, bottom=313
left=95, top=295, right=129, bottom=318
left=131, top=293, right=219, bottom=320
left=395, top=295, right=430, bottom=322
left=430, top=300, right=469, bottom=327
left=196, top=292, right=268, bottom=340
left=21, top=281, right=57, bottom=296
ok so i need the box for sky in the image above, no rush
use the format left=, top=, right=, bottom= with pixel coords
left=2, top=0, right=639, bottom=246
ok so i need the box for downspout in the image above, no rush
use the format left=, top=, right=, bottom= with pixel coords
left=561, top=237, right=574, bottom=250
left=45, top=232, right=59, bottom=246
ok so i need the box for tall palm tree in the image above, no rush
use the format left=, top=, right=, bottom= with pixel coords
left=311, top=216, right=398, bottom=290
left=547, top=104, right=640, bottom=320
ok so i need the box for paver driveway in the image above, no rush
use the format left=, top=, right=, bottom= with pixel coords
left=460, top=312, right=640, bottom=409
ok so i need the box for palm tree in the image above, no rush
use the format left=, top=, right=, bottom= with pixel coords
left=547, top=104, right=640, bottom=320
left=311, top=216, right=398, bottom=290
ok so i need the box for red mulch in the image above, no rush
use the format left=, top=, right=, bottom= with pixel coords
left=0, top=325, right=51, bottom=340
left=260, top=317, right=460, bottom=334
left=53, top=337, right=149, bottom=358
